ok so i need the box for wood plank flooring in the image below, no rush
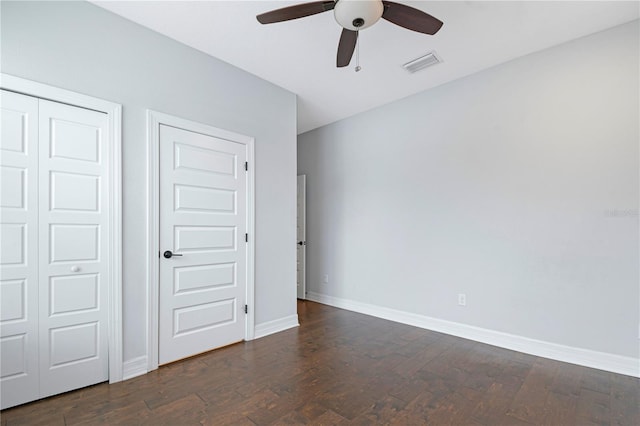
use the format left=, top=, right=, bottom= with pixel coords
left=2, top=301, right=638, bottom=425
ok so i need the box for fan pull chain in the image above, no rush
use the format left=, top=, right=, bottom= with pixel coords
left=355, top=30, right=361, bottom=72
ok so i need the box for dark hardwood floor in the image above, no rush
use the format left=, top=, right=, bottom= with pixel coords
left=2, top=301, right=638, bottom=425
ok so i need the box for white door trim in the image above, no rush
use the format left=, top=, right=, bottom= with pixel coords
left=0, top=73, right=124, bottom=383
left=146, top=110, right=255, bottom=371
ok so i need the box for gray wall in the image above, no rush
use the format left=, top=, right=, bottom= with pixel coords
left=298, top=21, right=639, bottom=358
left=1, top=1, right=298, bottom=363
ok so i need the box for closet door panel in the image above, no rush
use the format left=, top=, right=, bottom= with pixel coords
left=38, top=99, right=109, bottom=398
left=0, top=90, right=40, bottom=410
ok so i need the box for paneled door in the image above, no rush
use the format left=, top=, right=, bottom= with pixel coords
left=37, top=99, right=109, bottom=398
left=159, top=124, right=247, bottom=365
left=0, top=91, right=110, bottom=409
left=297, top=175, right=306, bottom=299
left=0, top=90, right=40, bottom=409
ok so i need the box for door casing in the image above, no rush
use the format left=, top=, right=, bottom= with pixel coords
left=0, top=73, right=123, bottom=384
left=146, top=110, right=255, bottom=371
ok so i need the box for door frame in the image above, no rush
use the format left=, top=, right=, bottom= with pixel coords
left=146, top=110, right=255, bottom=371
left=0, top=73, right=124, bottom=383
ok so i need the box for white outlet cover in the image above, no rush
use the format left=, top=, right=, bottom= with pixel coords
left=458, top=293, right=466, bottom=306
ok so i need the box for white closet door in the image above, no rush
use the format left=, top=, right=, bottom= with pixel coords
left=0, top=90, right=40, bottom=409
left=37, top=99, right=109, bottom=397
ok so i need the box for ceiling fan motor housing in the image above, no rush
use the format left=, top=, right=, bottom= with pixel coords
left=334, top=0, right=384, bottom=30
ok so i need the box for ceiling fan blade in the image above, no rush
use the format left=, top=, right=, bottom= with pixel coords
left=257, top=1, right=335, bottom=24
left=381, top=1, right=443, bottom=35
left=337, top=29, right=358, bottom=68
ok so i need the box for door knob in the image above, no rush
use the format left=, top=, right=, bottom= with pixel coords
left=163, top=250, right=183, bottom=259
left=70, top=265, right=80, bottom=272
left=297, top=241, right=306, bottom=246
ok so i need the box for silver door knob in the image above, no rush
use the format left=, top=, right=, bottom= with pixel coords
left=71, top=266, right=80, bottom=272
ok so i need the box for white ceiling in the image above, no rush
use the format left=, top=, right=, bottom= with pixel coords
left=93, top=1, right=639, bottom=134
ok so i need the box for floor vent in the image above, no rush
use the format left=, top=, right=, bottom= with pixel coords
left=403, top=51, right=443, bottom=74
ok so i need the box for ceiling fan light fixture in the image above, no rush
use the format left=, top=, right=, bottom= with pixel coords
left=256, top=0, right=443, bottom=69
left=334, top=0, right=384, bottom=31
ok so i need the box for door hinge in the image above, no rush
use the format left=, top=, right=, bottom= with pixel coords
left=245, top=233, right=248, bottom=243
left=244, top=305, right=248, bottom=314
left=245, top=161, right=248, bottom=171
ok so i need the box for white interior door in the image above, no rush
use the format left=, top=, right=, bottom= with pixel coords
left=297, top=175, right=306, bottom=299
left=159, top=124, right=247, bottom=365
left=0, top=90, right=40, bottom=409
left=37, top=99, right=109, bottom=398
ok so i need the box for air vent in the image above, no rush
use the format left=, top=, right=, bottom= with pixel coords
left=402, top=51, right=443, bottom=74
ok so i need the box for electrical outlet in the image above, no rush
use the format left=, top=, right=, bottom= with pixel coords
left=458, top=293, right=466, bottom=306
left=322, top=274, right=329, bottom=284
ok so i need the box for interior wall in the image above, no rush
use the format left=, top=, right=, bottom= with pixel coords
left=1, top=1, right=298, bottom=363
left=298, top=21, right=639, bottom=358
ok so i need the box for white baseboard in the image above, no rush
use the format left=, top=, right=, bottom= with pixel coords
left=122, top=315, right=299, bottom=380
left=254, top=314, right=299, bottom=339
left=306, top=291, right=639, bottom=378
left=122, top=356, right=148, bottom=380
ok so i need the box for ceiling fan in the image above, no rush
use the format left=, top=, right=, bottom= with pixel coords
left=256, top=0, right=443, bottom=69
